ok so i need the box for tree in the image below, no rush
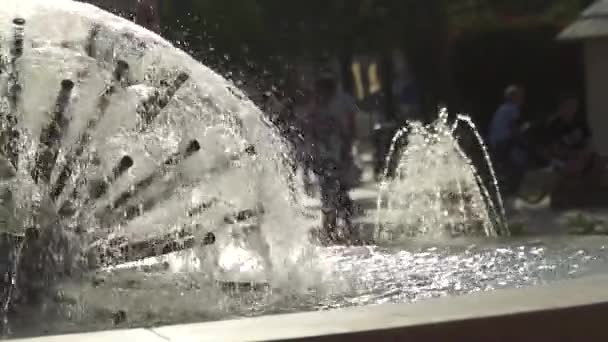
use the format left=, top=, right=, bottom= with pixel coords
left=157, top=0, right=593, bottom=117
left=447, top=0, right=594, bottom=34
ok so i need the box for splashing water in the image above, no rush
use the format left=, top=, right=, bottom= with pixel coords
left=375, top=109, right=508, bottom=242
left=0, top=3, right=607, bottom=339
left=0, top=0, right=327, bottom=329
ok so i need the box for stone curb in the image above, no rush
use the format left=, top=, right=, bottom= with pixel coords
left=11, top=274, right=608, bottom=341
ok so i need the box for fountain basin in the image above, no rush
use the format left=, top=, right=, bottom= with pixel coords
left=2, top=234, right=608, bottom=338
left=10, top=272, right=608, bottom=341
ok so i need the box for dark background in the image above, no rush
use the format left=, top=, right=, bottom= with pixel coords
left=84, top=0, right=594, bottom=134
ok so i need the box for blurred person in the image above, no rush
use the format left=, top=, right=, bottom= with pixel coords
left=326, top=78, right=360, bottom=191
left=292, top=88, right=316, bottom=195
left=309, top=73, right=358, bottom=243
left=540, top=94, right=591, bottom=166
left=488, top=85, right=529, bottom=195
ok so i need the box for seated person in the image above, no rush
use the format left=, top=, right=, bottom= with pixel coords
left=536, top=93, right=606, bottom=208
left=539, top=94, right=594, bottom=171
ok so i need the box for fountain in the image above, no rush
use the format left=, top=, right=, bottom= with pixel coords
left=1, top=0, right=608, bottom=340
left=0, top=0, right=321, bottom=333
left=375, top=109, right=509, bottom=242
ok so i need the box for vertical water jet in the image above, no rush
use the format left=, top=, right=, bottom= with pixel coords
left=11, top=19, right=25, bottom=59
left=0, top=18, right=26, bottom=169
left=375, top=110, right=508, bottom=241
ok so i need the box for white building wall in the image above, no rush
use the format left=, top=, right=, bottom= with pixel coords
left=584, top=39, right=608, bottom=154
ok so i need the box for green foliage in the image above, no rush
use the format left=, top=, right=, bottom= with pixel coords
left=447, top=0, right=593, bottom=33
left=158, top=0, right=592, bottom=67
left=159, top=1, right=448, bottom=60
left=156, top=0, right=592, bottom=111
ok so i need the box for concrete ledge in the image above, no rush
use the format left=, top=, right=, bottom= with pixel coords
left=12, top=329, right=167, bottom=342
left=13, top=275, right=608, bottom=341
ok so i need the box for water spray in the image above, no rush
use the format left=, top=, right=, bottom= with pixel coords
left=0, top=18, right=26, bottom=170
left=58, top=155, right=135, bottom=217
left=32, top=79, right=75, bottom=184
left=51, top=60, right=130, bottom=201
left=84, top=24, right=101, bottom=58
left=101, top=139, right=201, bottom=220
left=137, top=71, right=190, bottom=130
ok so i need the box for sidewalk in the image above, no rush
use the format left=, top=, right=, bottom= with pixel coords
left=508, top=197, right=608, bottom=235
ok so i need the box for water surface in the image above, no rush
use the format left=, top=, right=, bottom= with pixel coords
left=10, top=234, right=608, bottom=338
